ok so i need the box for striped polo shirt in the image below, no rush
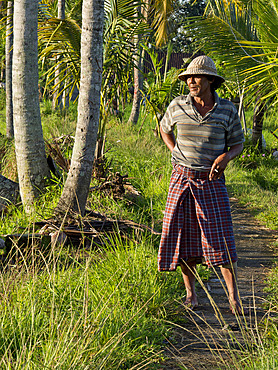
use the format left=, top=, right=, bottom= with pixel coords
left=160, top=92, right=245, bottom=171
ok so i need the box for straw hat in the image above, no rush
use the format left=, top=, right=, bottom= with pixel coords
left=178, top=55, right=225, bottom=84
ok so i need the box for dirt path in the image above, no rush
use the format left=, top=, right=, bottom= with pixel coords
left=162, top=197, right=278, bottom=369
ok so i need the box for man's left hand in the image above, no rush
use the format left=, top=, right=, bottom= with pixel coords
left=209, top=143, right=244, bottom=181
left=209, top=153, right=229, bottom=181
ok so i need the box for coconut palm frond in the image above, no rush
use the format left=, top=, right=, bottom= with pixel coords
left=185, top=0, right=278, bottom=103
left=103, top=0, right=149, bottom=100
left=38, top=0, right=58, bottom=21
left=149, top=0, right=174, bottom=47
left=38, top=16, right=81, bottom=100
left=250, top=0, right=278, bottom=44
left=39, top=18, right=81, bottom=55
left=104, top=0, right=149, bottom=42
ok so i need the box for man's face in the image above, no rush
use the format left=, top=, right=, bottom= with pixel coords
left=186, top=74, right=213, bottom=98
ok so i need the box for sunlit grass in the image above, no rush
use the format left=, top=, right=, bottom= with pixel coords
left=0, top=231, right=190, bottom=369
left=0, top=97, right=278, bottom=367
left=225, top=157, right=278, bottom=230
left=167, top=266, right=278, bottom=370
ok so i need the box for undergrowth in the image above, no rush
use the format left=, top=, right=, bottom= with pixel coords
left=225, top=138, right=278, bottom=230
left=0, top=96, right=277, bottom=368
left=0, top=234, right=186, bottom=368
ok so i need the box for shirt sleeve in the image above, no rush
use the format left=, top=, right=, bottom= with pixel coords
left=226, top=104, right=245, bottom=147
left=160, top=100, right=175, bottom=134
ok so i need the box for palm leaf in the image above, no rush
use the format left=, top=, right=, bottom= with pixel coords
left=184, top=0, right=278, bottom=104
left=149, top=0, right=174, bottom=47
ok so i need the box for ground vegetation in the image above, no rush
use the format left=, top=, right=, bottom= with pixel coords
left=0, top=92, right=278, bottom=367
left=0, top=0, right=277, bottom=367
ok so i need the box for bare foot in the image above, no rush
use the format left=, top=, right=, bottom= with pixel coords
left=183, top=297, right=198, bottom=310
left=229, top=300, right=248, bottom=315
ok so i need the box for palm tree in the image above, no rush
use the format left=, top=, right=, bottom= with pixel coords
left=127, top=6, right=144, bottom=125
left=5, top=0, right=13, bottom=138
left=39, top=13, right=81, bottom=105
left=38, top=0, right=175, bottom=118
left=38, top=0, right=175, bottom=167
left=52, top=0, right=66, bottom=109
left=55, top=0, right=104, bottom=217
left=128, top=0, right=175, bottom=124
left=182, top=0, right=278, bottom=145
left=13, top=0, right=50, bottom=212
left=38, top=0, right=145, bottom=104
left=39, top=0, right=148, bottom=158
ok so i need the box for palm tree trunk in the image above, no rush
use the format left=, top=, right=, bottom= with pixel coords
left=55, top=0, right=104, bottom=217
left=128, top=35, right=143, bottom=125
left=5, top=1, right=13, bottom=138
left=58, top=0, right=65, bottom=19
left=13, top=0, right=50, bottom=212
left=252, top=97, right=265, bottom=150
left=127, top=4, right=144, bottom=125
left=52, top=0, right=65, bottom=110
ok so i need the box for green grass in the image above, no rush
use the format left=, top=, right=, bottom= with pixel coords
left=40, top=99, right=77, bottom=138
left=0, top=97, right=209, bottom=368
left=0, top=234, right=188, bottom=368
left=225, top=142, right=278, bottom=230
left=101, top=120, right=172, bottom=227
left=0, top=95, right=278, bottom=368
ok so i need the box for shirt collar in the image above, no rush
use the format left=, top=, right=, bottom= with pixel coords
left=186, top=91, right=220, bottom=107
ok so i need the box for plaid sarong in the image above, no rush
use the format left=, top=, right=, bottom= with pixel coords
left=158, top=164, right=237, bottom=271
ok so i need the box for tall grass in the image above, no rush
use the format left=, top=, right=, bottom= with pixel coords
left=0, top=93, right=278, bottom=368
left=225, top=106, right=278, bottom=230
left=0, top=233, right=187, bottom=369
left=101, top=120, right=172, bottom=227
left=0, top=97, right=210, bottom=368
left=168, top=268, right=278, bottom=370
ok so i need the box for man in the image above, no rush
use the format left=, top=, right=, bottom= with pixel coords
left=158, top=55, right=246, bottom=314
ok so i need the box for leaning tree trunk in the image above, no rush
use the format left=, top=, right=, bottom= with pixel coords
left=5, top=1, right=13, bottom=138
left=252, top=97, right=265, bottom=151
left=55, top=0, right=104, bottom=217
left=12, top=0, right=50, bottom=212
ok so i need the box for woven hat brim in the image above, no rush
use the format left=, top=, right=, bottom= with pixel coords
left=178, top=70, right=225, bottom=83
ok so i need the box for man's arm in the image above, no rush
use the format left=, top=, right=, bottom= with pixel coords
left=160, top=125, right=176, bottom=152
left=209, top=143, right=244, bottom=181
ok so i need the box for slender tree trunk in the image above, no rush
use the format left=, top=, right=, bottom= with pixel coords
left=55, top=0, right=104, bottom=217
left=0, top=1, right=4, bottom=18
left=238, top=88, right=247, bottom=134
left=13, top=0, right=50, bottom=212
left=252, top=97, right=265, bottom=150
left=52, top=60, right=60, bottom=109
left=128, top=5, right=144, bottom=125
left=128, top=42, right=143, bottom=125
left=5, top=1, right=13, bottom=138
left=58, top=0, right=65, bottom=19
left=62, top=67, right=69, bottom=108
left=52, top=0, right=65, bottom=110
